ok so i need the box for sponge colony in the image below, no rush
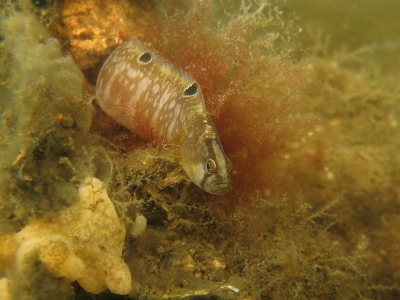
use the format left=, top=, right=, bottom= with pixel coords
left=61, top=177, right=132, bottom=294
left=1, top=177, right=132, bottom=296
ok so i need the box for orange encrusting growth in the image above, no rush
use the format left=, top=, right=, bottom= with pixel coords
left=59, top=0, right=159, bottom=71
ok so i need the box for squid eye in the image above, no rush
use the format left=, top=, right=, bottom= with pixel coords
left=183, top=82, right=198, bottom=97
left=138, top=52, right=153, bottom=64
left=226, top=158, right=233, bottom=172
left=206, top=158, right=217, bottom=174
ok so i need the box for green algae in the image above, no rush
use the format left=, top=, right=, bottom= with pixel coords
left=0, top=8, right=95, bottom=230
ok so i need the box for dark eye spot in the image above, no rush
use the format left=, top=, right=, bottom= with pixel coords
left=206, top=158, right=217, bottom=174
left=183, top=82, right=198, bottom=97
left=138, top=52, right=152, bottom=64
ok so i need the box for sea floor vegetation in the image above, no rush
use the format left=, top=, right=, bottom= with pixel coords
left=0, top=0, right=399, bottom=299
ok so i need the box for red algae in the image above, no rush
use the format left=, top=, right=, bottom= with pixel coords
left=142, top=2, right=320, bottom=203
